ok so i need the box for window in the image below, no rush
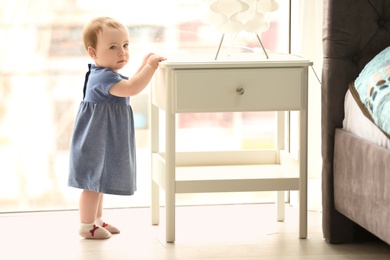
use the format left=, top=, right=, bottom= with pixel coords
left=0, top=0, right=290, bottom=212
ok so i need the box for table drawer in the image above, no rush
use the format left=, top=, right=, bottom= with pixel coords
left=173, top=68, right=304, bottom=112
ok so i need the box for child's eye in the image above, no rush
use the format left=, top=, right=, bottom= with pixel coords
left=123, top=43, right=129, bottom=48
left=109, top=46, right=117, bottom=50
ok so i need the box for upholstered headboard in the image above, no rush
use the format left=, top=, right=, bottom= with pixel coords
left=322, top=0, right=390, bottom=243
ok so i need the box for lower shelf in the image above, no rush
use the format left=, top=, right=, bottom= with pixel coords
left=152, top=153, right=300, bottom=193
left=175, top=164, right=299, bottom=193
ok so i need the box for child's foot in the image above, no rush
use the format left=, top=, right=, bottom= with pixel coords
left=101, top=223, right=120, bottom=234
left=79, top=223, right=112, bottom=239
left=96, top=218, right=120, bottom=234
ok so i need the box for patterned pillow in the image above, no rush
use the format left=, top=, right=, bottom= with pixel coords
left=351, top=46, right=390, bottom=137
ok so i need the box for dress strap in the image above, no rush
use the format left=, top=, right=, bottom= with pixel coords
left=83, top=64, right=92, bottom=100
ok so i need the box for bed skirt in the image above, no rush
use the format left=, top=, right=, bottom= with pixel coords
left=334, top=128, right=390, bottom=245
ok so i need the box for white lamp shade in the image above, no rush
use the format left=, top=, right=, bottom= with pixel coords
left=217, top=14, right=244, bottom=33
left=257, top=0, right=279, bottom=13
left=210, top=0, right=249, bottom=17
left=203, top=0, right=279, bottom=34
left=235, top=0, right=256, bottom=20
left=244, top=12, right=269, bottom=33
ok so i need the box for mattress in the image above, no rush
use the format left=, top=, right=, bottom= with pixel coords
left=343, top=90, right=390, bottom=149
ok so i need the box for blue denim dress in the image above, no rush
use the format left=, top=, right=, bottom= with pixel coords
left=68, top=64, right=136, bottom=195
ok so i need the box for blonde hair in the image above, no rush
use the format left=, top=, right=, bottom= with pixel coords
left=82, top=17, right=127, bottom=50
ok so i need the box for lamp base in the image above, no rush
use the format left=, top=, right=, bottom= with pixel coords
left=214, top=33, right=269, bottom=60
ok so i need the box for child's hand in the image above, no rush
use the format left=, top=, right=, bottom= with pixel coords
left=147, top=54, right=167, bottom=69
left=141, top=53, right=155, bottom=66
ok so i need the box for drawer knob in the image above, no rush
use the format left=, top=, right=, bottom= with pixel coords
left=236, top=87, right=245, bottom=95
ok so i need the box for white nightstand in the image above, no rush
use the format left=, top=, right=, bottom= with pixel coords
left=150, top=53, right=312, bottom=242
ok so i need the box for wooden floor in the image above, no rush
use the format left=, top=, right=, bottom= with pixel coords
left=2, top=204, right=390, bottom=260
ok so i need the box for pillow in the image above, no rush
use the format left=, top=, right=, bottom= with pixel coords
left=350, top=46, right=390, bottom=138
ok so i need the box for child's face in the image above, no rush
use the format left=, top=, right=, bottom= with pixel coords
left=92, top=26, right=130, bottom=72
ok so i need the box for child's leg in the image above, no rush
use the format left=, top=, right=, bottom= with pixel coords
left=95, top=194, right=120, bottom=234
left=79, top=190, right=111, bottom=239
left=80, top=190, right=101, bottom=224
left=96, top=193, right=104, bottom=221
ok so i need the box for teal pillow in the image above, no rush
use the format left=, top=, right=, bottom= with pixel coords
left=352, top=46, right=390, bottom=137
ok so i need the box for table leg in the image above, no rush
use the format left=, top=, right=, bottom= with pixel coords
left=151, top=104, right=160, bottom=225
left=165, top=111, right=176, bottom=243
left=151, top=180, right=160, bottom=225
left=299, top=80, right=308, bottom=239
left=276, top=112, right=286, bottom=222
left=277, top=191, right=285, bottom=222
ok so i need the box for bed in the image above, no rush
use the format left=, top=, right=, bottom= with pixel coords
left=322, top=0, right=390, bottom=244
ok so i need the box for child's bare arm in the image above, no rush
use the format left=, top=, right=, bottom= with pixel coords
left=109, top=54, right=166, bottom=97
left=133, top=53, right=155, bottom=75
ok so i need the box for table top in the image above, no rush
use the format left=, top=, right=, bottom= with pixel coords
left=158, top=52, right=313, bottom=69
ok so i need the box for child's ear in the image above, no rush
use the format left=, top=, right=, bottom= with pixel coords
left=87, top=46, right=96, bottom=59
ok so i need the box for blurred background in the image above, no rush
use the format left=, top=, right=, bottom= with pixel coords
left=0, top=0, right=290, bottom=212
